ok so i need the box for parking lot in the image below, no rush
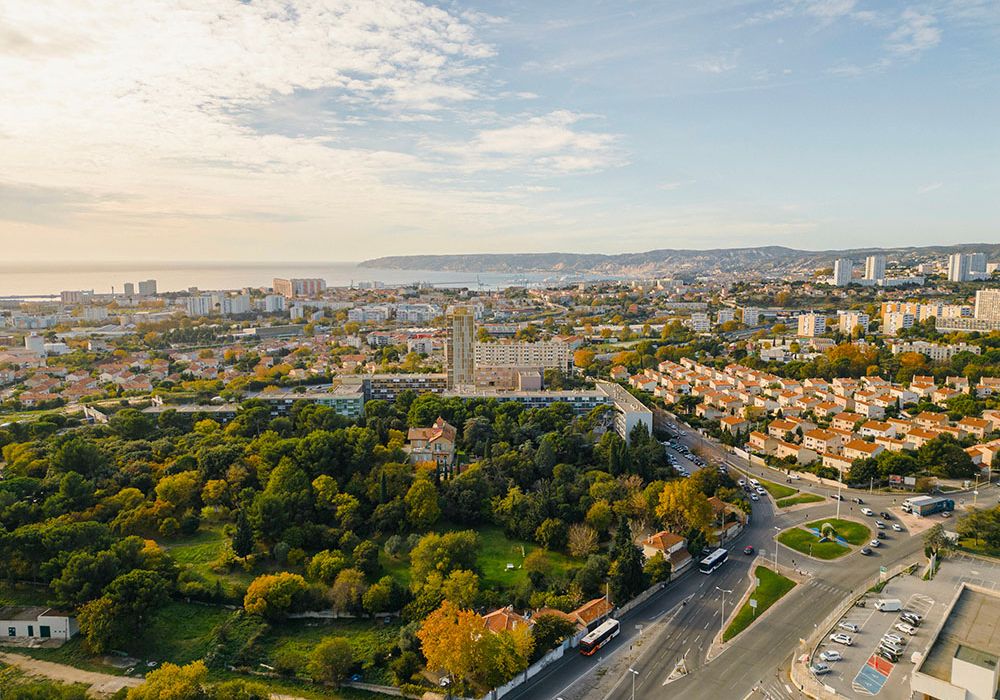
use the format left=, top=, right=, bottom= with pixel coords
left=809, top=572, right=939, bottom=698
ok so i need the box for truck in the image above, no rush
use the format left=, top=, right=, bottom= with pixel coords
left=875, top=599, right=902, bottom=612
left=901, top=496, right=955, bottom=517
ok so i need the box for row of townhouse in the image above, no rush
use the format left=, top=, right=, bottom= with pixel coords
left=649, top=358, right=1000, bottom=475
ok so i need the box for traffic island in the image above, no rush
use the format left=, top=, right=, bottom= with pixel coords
left=707, top=562, right=801, bottom=661
left=776, top=518, right=872, bottom=560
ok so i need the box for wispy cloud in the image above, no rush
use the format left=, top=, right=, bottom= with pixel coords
left=887, top=9, right=942, bottom=55
left=691, top=51, right=741, bottom=74
left=917, top=182, right=944, bottom=194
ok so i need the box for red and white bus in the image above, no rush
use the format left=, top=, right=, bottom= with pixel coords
left=579, top=618, right=621, bottom=656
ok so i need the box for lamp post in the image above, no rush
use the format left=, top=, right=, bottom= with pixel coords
left=773, top=526, right=781, bottom=571
left=716, top=586, right=734, bottom=635
left=837, top=465, right=843, bottom=519
left=628, top=667, right=639, bottom=700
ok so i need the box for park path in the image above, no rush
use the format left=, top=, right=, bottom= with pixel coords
left=0, top=651, right=143, bottom=695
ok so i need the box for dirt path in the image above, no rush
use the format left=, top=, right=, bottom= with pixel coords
left=0, top=651, right=143, bottom=695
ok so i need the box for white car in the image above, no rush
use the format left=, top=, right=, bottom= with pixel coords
left=882, top=633, right=905, bottom=645
left=750, top=493, right=760, bottom=501
left=738, top=479, right=746, bottom=486
left=789, top=474, right=800, bottom=480
left=830, top=633, right=853, bottom=646
left=811, top=663, right=830, bottom=675
left=861, top=507, right=875, bottom=516
left=895, top=622, right=918, bottom=635
left=756, top=486, right=766, bottom=495
left=837, top=621, right=860, bottom=633
left=891, top=523, right=903, bottom=532
left=819, top=650, right=843, bottom=662
left=869, top=539, right=881, bottom=548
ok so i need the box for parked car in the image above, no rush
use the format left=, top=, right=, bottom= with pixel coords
left=789, top=473, right=800, bottom=480
left=811, top=663, right=831, bottom=675
left=900, top=613, right=922, bottom=626
left=891, top=523, right=903, bottom=532
left=861, top=507, right=875, bottom=516
left=877, top=649, right=899, bottom=663
left=860, top=546, right=873, bottom=555
left=830, top=633, right=853, bottom=646
left=875, top=520, right=886, bottom=529
left=879, top=511, right=892, bottom=519
left=838, top=622, right=860, bottom=633
left=750, top=494, right=760, bottom=501
left=853, top=497, right=864, bottom=504
left=819, top=650, right=842, bottom=662
left=876, top=531, right=886, bottom=539
left=869, top=539, right=881, bottom=548
left=744, top=545, right=755, bottom=555
left=756, top=486, right=767, bottom=495
left=882, top=633, right=905, bottom=645
left=895, top=621, right=919, bottom=635
left=738, top=479, right=746, bottom=486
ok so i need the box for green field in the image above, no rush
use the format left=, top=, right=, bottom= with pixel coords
left=162, top=525, right=259, bottom=598
left=758, top=478, right=797, bottom=500
left=723, top=566, right=795, bottom=642
left=776, top=493, right=824, bottom=508
left=777, top=518, right=871, bottom=560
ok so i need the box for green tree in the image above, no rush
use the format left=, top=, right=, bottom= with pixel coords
left=232, top=508, right=254, bottom=559
left=608, top=521, right=648, bottom=604
left=643, top=551, right=672, bottom=584
left=404, top=479, right=441, bottom=530
left=243, top=572, right=308, bottom=620
left=307, top=637, right=355, bottom=686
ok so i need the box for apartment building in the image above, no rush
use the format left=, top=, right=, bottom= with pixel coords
left=797, top=313, right=826, bottom=337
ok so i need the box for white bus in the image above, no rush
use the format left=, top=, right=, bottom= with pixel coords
left=699, top=548, right=729, bottom=574
left=579, top=618, right=621, bottom=656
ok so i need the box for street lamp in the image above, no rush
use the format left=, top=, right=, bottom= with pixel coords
left=773, top=526, right=781, bottom=571
left=716, top=586, right=734, bottom=635
left=628, top=667, right=639, bottom=700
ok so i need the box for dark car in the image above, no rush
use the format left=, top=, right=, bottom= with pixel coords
left=831, top=494, right=844, bottom=501
left=880, top=511, right=892, bottom=519
left=860, top=546, right=873, bottom=555
left=853, top=497, right=864, bottom=504
left=743, top=545, right=755, bottom=555
left=877, top=531, right=886, bottom=539
left=877, top=649, right=899, bottom=663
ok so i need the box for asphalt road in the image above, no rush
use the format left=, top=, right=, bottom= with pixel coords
left=504, top=411, right=995, bottom=700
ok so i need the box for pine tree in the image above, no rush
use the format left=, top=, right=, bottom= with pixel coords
left=609, top=520, right=648, bottom=604
left=233, top=508, right=254, bottom=559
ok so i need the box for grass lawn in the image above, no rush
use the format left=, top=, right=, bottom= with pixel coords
left=776, top=493, right=824, bottom=508
left=758, top=478, right=798, bottom=500
left=777, top=527, right=850, bottom=560
left=803, top=518, right=871, bottom=546
left=723, top=566, right=795, bottom=642
left=161, top=525, right=266, bottom=599
left=257, top=618, right=402, bottom=685
left=958, top=538, right=1000, bottom=559
left=207, top=669, right=385, bottom=700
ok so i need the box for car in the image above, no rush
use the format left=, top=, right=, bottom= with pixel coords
left=756, top=487, right=767, bottom=495
left=879, top=511, right=892, bottom=520
left=900, top=609, right=923, bottom=621
left=880, top=640, right=906, bottom=655
left=837, top=622, right=860, bottom=633
left=882, top=633, right=905, bottom=645
left=860, top=546, right=873, bottom=555
left=830, top=633, right=853, bottom=645
left=877, top=531, right=886, bottom=539
left=891, top=523, right=903, bottom=532
left=861, top=507, right=875, bottom=516
left=853, top=497, right=864, bottom=504
left=789, top=473, right=800, bottom=480
left=811, top=663, right=831, bottom=675
left=877, top=649, right=899, bottom=663
left=819, top=650, right=842, bottom=662
left=738, top=479, right=746, bottom=486
left=750, top=493, right=760, bottom=501
left=875, top=520, right=886, bottom=529
left=900, top=613, right=922, bottom=626
left=831, top=494, right=844, bottom=501
left=743, top=545, right=755, bottom=555
left=869, top=539, right=881, bottom=548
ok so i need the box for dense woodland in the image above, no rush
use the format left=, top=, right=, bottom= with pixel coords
left=0, top=392, right=746, bottom=694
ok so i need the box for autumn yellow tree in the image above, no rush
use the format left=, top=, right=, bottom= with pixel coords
left=656, top=479, right=713, bottom=536
left=417, top=601, right=483, bottom=687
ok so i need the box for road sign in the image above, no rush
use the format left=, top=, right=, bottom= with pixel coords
left=749, top=599, right=758, bottom=608
left=755, top=577, right=760, bottom=588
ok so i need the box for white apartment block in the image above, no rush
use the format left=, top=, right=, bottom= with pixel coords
left=395, top=304, right=441, bottom=323
left=797, top=313, right=826, bottom=337
left=974, top=289, right=1000, bottom=321
left=741, top=307, right=762, bottom=326
left=474, top=340, right=572, bottom=372
left=947, top=252, right=987, bottom=282
left=882, top=311, right=915, bottom=336
left=716, top=308, right=736, bottom=324
left=347, top=305, right=391, bottom=323
left=833, top=258, right=853, bottom=286
left=687, top=312, right=711, bottom=333
left=838, top=311, right=869, bottom=335
left=890, top=340, right=981, bottom=362
left=264, top=294, right=286, bottom=313
left=184, top=295, right=214, bottom=317
left=137, top=279, right=157, bottom=296
left=864, top=254, right=886, bottom=282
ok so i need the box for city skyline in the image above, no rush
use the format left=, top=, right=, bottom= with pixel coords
left=2, top=0, right=999, bottom=262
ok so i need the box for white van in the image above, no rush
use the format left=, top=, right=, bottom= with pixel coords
left=875, top=599, right=902, bottom=612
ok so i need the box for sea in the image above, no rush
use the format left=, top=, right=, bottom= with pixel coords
left=0, top=261, right=612, bottom=298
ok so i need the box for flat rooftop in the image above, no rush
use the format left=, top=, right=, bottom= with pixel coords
left=919, top=585, right=1000, bottom=682
left=0, top=605, right=48, bottom=621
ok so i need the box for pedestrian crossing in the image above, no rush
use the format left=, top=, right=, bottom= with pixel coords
left=747, top=677, right=801, bottom=700
left=806, top=579, right=849, bottom=595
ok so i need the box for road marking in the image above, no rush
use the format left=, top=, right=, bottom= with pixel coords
left=703, top=621, right=710, bottom=629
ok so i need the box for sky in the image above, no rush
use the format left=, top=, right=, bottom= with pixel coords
left=1, top=0, right=998, bottom=262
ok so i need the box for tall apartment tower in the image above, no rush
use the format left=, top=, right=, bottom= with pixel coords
left=948, top=253, right=969, bottom=282
left=446, top=305, right=476, bottom=389
left=833, top=258, right=853, bottom=286
left=864, top=255, right=886, bottom=282
left=137, top=279, right=157, bottom=296
left=974, top=289, right=1000, bottom=321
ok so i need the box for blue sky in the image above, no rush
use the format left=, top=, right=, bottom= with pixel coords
left=0, top=0, right=997, bottom=261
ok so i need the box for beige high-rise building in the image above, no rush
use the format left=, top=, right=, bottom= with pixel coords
left=974, top=289, right=1000, bottom=321
left=446, top=305, right=475, bottom=389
